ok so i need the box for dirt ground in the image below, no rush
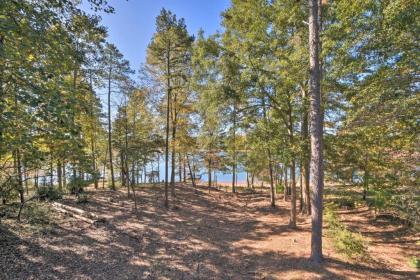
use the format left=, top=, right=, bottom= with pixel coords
left=1, top=184, right=418, bottom=279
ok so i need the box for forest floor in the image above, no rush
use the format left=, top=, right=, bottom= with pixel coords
left=1, top=184, right=418, bottom=280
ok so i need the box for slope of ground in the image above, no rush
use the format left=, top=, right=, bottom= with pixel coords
left=1, top=184, right=418, bottom=279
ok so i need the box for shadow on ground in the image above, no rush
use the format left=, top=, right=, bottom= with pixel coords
left=0, top=184, right=417, bottom=279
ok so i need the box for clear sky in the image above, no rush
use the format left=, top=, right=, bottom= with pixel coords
left=82, top=0, right=230, bottom=72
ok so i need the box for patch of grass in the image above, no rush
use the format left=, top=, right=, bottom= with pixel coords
left=325, top=203, right=368, bottom=260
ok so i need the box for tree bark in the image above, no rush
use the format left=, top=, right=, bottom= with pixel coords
left=107, top=69, right=115, bottom=190
left=309, top=0, right=324, bottom=263
left=301, top=87, right=311, bottom=215
left=57, top=161, right=62, bottom=191
left=164, top=48, right=171, bottom=208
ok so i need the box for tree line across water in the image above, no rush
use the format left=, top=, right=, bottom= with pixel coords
left=0, top=0, right=418, bottom=263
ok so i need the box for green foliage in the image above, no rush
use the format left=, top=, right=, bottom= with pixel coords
left=77, top=193, right=89, bottom=204
left=408, top=256, right=419, bottom=269
left=0, top=178, right=19, bottom=203
left=68, top=177, right=90, bottom=195
left=325, top=204, right=368, bottom=260
left=36, top=186, right=63, bottom=201
left=21, top=202, right=52, bottom=225
left=335, top=197, right=356, bottom=209
left=276, top=183, right=284, bottom=194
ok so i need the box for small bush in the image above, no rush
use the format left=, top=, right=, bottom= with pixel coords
left=325, top=204, right=368, bottom=260
left=36, top=186, right=62, bottom=200
left=22, top=202, right=52, bottom=225
left=276, top=183, right=284, bottom=194
left=68, top=177, right=89, bottom=194
left=335, top=197, right=355, bottom=209
left=77, top=193, right=89, bottom=204
left=408, top=256, right=419, bottom=269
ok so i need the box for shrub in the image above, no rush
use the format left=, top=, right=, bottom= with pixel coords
left=77, top=193, right=89, bottom=204
left=408, top=256, right=419, bottom=269
left=22, top=202, right=52, bottom=225
left=276, top=183, right=284, bottom=194
left=36, top=186, right=62, bottom=200
left=335, top=197, right=355, bottom=209
left=68, top=177, right=89, bottom=194
left=324, top=204, right=368, bottom=260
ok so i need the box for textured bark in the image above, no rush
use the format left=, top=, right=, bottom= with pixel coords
left=170, top=120, right=176, bottom=196
left=301, top=87, right=311, bottom=215
left=284, top=167, right=288, bottom=201
left=232, top=102, right=237, bottom=193
left=208, top=158, right=212, bottom=189
left=57, top=161, right=62, bottom=191
left=107, top=69, right=115, bottom=190
left=164, top=48, right=171, bottom=208
left=309, top=0, right=324, bottom=263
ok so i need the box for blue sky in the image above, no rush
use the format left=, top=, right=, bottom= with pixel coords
left=82, top=0, right=230, bottom=71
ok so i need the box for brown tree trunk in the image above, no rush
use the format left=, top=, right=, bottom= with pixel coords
left=301, top=87, right=311, bottom=215
left=309, top=0, right=324, bottom=263
left=208, top=158, right=212, bottom=189
left=57, top=161, right=62, bottom=191
left=107, top=70, right=115, bottom=190
left=284, top=167, right=288, bottom=201
left=164, top=49, right=171, bottom=208
left=170, top=121, right=176, bottom=197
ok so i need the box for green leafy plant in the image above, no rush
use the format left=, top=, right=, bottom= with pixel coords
left=325, top=204, right=368, bottom=260
left=36, top=186, right=63, bottom=200
left=408, top=256, right=419, bottom=269
left=68, top=177, right=90, bottom=195
left=77, top=193, right=89, bottom=204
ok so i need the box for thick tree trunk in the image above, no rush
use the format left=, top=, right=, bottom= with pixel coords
left=309, top=0, right=324, bottom=263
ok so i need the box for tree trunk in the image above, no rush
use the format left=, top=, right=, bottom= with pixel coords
left=164, top=50, right=171, bottom=208
left=186, top=154, right=196, bottom=189
left=63, top=163, right=67, bottom=189
left=208, top=158, right=212, bottom=189
left=34, top=169, right=39, bottom=190
left=15, top=150, right=24, bottom=204
left=289, top=160, right=297, bottom=228
left=232, top=102, right=237, bottom=193
left=57, top=161, right=62, bottom=191
left=183, top=155, right=187, bottom=183
left=288, top=103, right=297, bottom=227
left=301, top=87, right=311, bottom=215
left=107, top=70, right=115, bottom=190
left=309, top=0, right=324, bottom=263
left=284, top=167, right=288, bottom=201
left=170, top=121, right=176, bottom=196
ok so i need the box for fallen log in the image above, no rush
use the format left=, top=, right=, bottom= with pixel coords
left=53, top=205, right=96, bottom=224
left=51, top=202, right=105, bottom=224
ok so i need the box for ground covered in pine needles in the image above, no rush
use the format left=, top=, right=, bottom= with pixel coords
left=1, top=184, right=418, bottom=279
